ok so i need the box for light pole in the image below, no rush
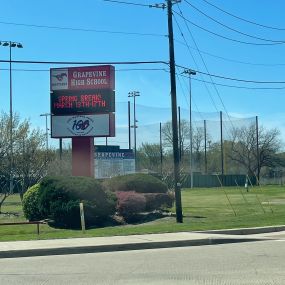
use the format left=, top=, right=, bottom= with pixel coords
left=128, top=101, right=131, bottom=150
left=0, top=40, right=23, bottom=193
left=128, top=91, right=140, bottom=171
left=183, top=69, right=196, bottom=188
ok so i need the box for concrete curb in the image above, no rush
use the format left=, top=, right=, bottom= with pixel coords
left=2, top=225, right=283, bottom=259
left=0, top=237, right=260, bottom=259
left=198, top=225, right=285, bottom=235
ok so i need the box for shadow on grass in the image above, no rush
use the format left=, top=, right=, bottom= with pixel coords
left=0, top=212, right=20, bottom=217
left=186, top=215, right=207, bottom=219
left=47, top=211, right=171, bottom=230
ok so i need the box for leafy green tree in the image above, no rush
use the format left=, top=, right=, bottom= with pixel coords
left=0, top=112, right=16, bottom=210
left=0, top=112, right=49, bottom=201
left=13, top=120, right=51, bottom=198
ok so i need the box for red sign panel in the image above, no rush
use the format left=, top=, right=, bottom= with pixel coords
left=50, top=65, right=115, bottom=91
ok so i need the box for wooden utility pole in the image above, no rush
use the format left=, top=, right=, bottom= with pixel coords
left=151, top=0, right=183, bottom=222
left=167, top=0, right=183, bottom=223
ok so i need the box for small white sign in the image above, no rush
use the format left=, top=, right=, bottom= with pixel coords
left=50, top=69, right=68, bottom=90
left=51, top=114, right=111, bottom=138
left=94, top=159, right=135, bottom=179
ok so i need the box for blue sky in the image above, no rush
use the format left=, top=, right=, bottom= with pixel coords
left=1, top=0, right=285, bottom=147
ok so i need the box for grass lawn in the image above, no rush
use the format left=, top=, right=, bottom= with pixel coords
left=1, top=185, right=285, bottom=242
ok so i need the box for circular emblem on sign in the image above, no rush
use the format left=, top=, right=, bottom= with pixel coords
left=67, top=115, right=94, bottom=136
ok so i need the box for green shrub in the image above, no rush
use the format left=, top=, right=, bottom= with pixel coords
left=103, top=173, right=168, bottom=194
left=38, top=176, right=117, bottom=228
left=143, top=192, right=174, bottom=211
left=49, top=199, right=81, bottom=228
left=22, top=183, right=43, bottom=221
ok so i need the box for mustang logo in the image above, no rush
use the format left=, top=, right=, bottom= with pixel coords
left=53, top=73, right=67, bottom=81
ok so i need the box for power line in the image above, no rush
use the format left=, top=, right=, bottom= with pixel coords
left=176, top=63, right=285, bottom=84
left=185, top=0, right=285, bottom=44
left=175, top=38, right=285, bottom=66
left=102, top=0, right=151, bottom=7
left=175, top=15, right=234, bottom=153
left=173, top=14, right=220, bottom=112
left=201, top=0, right=285, bottom=31
left=3, top=18, right=284, bottom=66
left=2, top=66, right=283, bottom=90
left=188, top=76, right=285, bottom=90
left=176, top=3, right=235, bottom=135
left=2, top=58, right=285, bottom=84
left=0, top=67, right=168, bottom=72
left=193, top=69, right=285, bottom=84
left=173, top=10, right=281, bottom=46
left=172, top=14, right=285, bottom=86
left=0, top=20, right=166, bottom=38
left=3, top=66, right=282, bottom=90
left=174, top=20, right=285, bottom=82
left=3, top=19, right=284, bottom=66
left=185, top=47, right=285, bottom=67
left=0, top=59, right=168, bottom=65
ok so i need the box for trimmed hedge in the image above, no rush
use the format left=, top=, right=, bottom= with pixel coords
left=143, top=193, right=174, bottom=211
left=38, top=176, right=117, bottom=228
left=49, top=199, right=81, bottom=228
left=103, top=173, right=168, bottom=194
left=23, top=175, right=172, bottom=227
left=22, top=183, right=43, bottom=221
left=116, top=191, right=146, bottom=222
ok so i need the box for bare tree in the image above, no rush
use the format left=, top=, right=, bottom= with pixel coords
left=47, top=148, right=72, bottom=177
left=228, top=123, right=282, bottom=177
left=161, top=120, right=190, bottom=156
left=162, top=121, right=211, bottom=171
left=192, top=127, right=205, bottom=171
left=137, top=143, right=161, bottom=172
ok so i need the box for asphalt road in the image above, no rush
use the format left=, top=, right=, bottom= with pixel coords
left=1, top=240, right=284, bottom=285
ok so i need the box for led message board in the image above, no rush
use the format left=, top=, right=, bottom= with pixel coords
left=51, top=113, right=115, bottom=138
left=51, top=90, right=115, bottom=115
left=50, top=65, right=115, bottom=91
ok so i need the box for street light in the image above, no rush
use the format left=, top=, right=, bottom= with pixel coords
left=128, top=91, right=140, bottom=171
left=0, top=40, right=23, bottom=193
left=183, top=69, right=196, bottom=189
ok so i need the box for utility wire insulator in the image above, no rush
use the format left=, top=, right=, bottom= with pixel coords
left=150, top=0, right=181, bottom=9
left=149, top=3, right=166, bottom=9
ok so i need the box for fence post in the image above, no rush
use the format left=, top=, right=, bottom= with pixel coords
left=204, top=119, right=207, bottom=174
left=79, top=202, right=86, bottom=233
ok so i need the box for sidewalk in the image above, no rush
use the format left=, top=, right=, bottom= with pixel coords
left=2, top=225, right=285, bottom=259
